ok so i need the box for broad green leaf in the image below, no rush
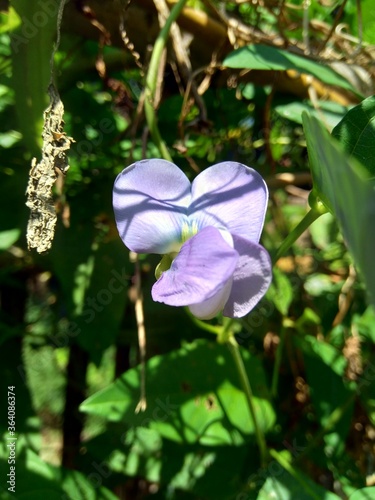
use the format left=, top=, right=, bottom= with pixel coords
left=332, top=96, right=375, bottom=176
left=11, top=0, right=59, bottom=155
left=0, top=449, right=117, bottom=500
left=0, top=8, right=21, bottom=35
left=360, top=0, right=375, bottom=44
left=223, top=44, right=356, bottom=94
left=303, top=113, right=375, bottom=307
left=349, top=487, right=375, bottom=500
left=275, top=100, right=348, bottom=129
left=50, top=225, right=129, bottom=364
left=255, top=451, right=340, bottom=499
left=80, top=340, right=275, bottom=446
left=309, top=212, right=336, bottom=250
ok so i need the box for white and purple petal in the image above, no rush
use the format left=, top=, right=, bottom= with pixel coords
left=189, top=277, right=233, bottom=320
left=113, top=159, right=191, bottom=253
left=223, top=234, right=272, bottom=318
left=152, top=226, right=238, bottom=307
left=190, top=161, right=268, bottom=242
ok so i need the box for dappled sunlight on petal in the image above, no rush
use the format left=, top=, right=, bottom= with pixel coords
left=113, top=159, right=191, bottom=253
left=190, top=161, right=268, bottom=242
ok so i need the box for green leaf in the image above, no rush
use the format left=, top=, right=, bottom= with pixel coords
left=303, top=112, right=375, bottom=308
left=349, top=487, right=375, bottom=500
left=11, top=0, right=59, bottom=155
left=297, top=336, right=355, bottom=458
left=80, top=339, right=276, bottom=446
left=223, top=44, right=357, bottom=94
left=355, top=306, right=375, bottom=343
left=275, top=100, right=348, bottom=129
left=0, top=228, right=20, bottom=249
left=0, top=449, right=117, bottom=500
left=332, top=96, right=375, bottom=176
left=50, top=225, right=129, bottom=364
left=360, top=0, right=375, bottom=44
left=266, top=267, right=293, bottom=316
left=255, top=452, right=340, bottom=499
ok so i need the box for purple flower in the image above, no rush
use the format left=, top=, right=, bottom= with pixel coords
left=113, top=159, right=272, bottom=319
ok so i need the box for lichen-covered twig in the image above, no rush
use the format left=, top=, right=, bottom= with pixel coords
left=26, top=84, right=74, bottom=253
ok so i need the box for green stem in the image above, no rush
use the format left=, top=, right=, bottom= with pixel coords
left=144, top=0, right=187, bottom=161
left=271, top=327, right=285, bottom=398
left=227, top=336, right=269, bottom=467
left=185, top=307, right=221, bottom=335
left=269, top=449, right=321, bottom=500
left=296, top=389, right=356, bottom=463
left=272, top=208, right=323, bottom=265
left=217, top=317, right=235, bottom=344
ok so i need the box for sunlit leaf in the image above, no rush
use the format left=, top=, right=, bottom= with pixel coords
left=303, top=113, right=375, bottom=307
left=349, top=487, right=375, bottom=500
left=332, top=96, right=375, bottom=176
left=0, top=228, right=20, bottom=249
left=223, top=44, right=357, bottom=94
left=80, top=340, right=276, bottom=446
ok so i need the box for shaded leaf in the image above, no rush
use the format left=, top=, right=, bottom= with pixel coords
left=297, top=336, right=355, bottom=458
left=256, top=451, right=340, bottom=499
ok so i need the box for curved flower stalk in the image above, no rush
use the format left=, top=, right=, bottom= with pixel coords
left=113, top=159, right=272, bottom=320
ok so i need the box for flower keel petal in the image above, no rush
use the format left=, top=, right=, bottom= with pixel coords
left=223, top=235, right=272, bottom=318
left=113, top=159, right=191, bottom=253
left=189, top=277, right=233, bottom=320
left=152, top=226, right=238, bottom=307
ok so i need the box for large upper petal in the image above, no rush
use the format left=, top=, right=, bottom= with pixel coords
left=189, top=162, right=268, bottom=242
left=113, top=159, right=191, bottom=253
left=223, top=234, right=272, bottom=318
left=152, top=226, right=238, bottom=306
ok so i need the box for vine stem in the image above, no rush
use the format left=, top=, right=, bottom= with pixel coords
left=270, top=449, right=321, bottom=500
left=272, top=208, right=323, bottom=265
left=144, top=0, right=187, bottom=161
left=227, top=336, right=269, bottom=467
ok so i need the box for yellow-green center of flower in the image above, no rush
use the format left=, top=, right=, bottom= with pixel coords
left=181, top=220, right=199, bottom=243
left=155, top=220, right=199, bottom=279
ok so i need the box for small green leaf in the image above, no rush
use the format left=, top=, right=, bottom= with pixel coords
left=332, top=96, right=375, bottom=176
left=0, top=228, right=20, bottom=249
left=223, top=44, right=357, bottom=94
left=266, top=267, right=293, bottom=316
